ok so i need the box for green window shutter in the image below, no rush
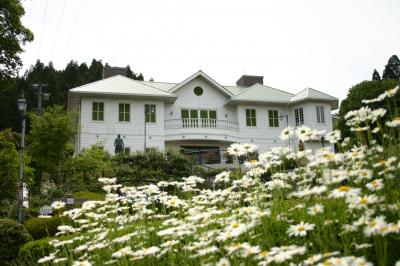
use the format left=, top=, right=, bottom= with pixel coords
left=126, top=104, right=130, bottom=122
left=99, top=102, right=104, bottom=121
left=200, top=110, right=208, bottom=119
left=268, top=110, right=272, bottom=127
left=209, top=110, right=216, bottom=119
left=246, top=117, right=251, bottom=126
left=92, top=102, right=97, bottom=120
left=119, top=104, right=123, bottom=121
left=181, top=109, right=189, bottom=118
left=99, top=111, right=104, bottom=121
left=190, top=110, right=198, bottom=118
left=246, top=109, right=256, bottom=126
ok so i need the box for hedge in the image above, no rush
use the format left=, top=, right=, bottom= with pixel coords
left=19, top=237, right=53, bottom=265
left=0, top=218, right=32, bottom=264
left=24, top=215, right=71, bottom=240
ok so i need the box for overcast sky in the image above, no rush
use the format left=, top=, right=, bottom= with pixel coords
left=20, top=0, right=400, bottom=102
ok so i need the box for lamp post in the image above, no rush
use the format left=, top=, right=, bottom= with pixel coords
left=17, top=90, right=27, bottom=224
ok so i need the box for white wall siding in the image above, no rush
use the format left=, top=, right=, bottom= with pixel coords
left=237, top=104, right=288, bottom=152
left=79, top=96, right=165, bottom=154
left=167, top=77, right=234, bottom=121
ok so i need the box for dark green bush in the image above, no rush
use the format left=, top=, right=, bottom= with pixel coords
left=19, top=237, right=53, bottom=265
left=0, top=218, right=32, bottom=264
left=114, top=149, right=194, bottom=182
left=24, top=215, right=70, bottom=240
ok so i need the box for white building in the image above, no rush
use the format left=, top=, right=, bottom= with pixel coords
left=68, top=70, right=338, bottom=163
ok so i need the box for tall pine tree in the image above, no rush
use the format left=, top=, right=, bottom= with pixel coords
left=382, top=55, right=400, bottom=80
left=372, top=69, right=381, bottom=81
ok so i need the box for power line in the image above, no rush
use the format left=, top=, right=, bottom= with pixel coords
left=64, top=0, right=86, bottom=57
left=49, top=0, right=67, bottom=61
left=37, top=0, right=48, bottom=60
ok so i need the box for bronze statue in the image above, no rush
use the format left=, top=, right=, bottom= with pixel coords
left=114, top=134, right=124, bottom=154
left=298, top=140, right=305, bottom=151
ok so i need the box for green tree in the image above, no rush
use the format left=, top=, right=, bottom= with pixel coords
left=372, top=69, right=381, bottom=81
left=338, top=80, right=400, bottom=138
left=0, top=129, right=19, bottom=207
left=74, top=146, right=113, bottom=185
left=28, top=105, right=76, bottom=183
left=0, top=0, right=34, bottom=80
left=382, top=55, right=400, bottom=81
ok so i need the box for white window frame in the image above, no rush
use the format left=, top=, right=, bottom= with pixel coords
left=316, top=105, right=325, bottom=124
left=118, top=103, right=130, bottom=122
left=145, top=104, right=156, bottom=123
left=245, top=108, right=257, bottom=127
left=295, top=107, right=304, bottom=126
left=268, top=110, right=279, bottom=127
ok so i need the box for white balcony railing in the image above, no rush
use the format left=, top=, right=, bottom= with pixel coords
left=165, top=118, right=239, bottom=132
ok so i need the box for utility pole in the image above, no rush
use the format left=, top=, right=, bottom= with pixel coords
left=32, top=83, right=49, bottom=115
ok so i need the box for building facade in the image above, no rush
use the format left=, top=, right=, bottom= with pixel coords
left=68, top=70, right=338, bottom=162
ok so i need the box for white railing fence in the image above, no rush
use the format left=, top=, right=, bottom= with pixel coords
left=165, top=118, right=239, bottom=132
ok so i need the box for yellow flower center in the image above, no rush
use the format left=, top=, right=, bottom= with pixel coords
left=259, top=251, right=269, bottom=257
left=297, top=225, right=305, bottom=231
left=231, top=223, right=239, bottom=229
left=369, top=220, right=377, bottom=227
left=339, top=185, right=350, bottom=192
left=359, top=197, right=368, bottom=205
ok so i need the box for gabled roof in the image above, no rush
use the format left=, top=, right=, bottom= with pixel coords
left=169, top=70, right=233, bottom=97
left=69, top=75, right=176, bottom=99
left=142, top=81, right=177, bottom=91
left=291, top=88, right=339, bottom=109
left=228, top=83, right=294, bottom=104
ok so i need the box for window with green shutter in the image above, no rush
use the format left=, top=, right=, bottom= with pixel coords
left=92, top=102, right=104, bottom=121
left=268, top=110, right=279, bottom=127
left=246, top=109, right=256, bottom=126
left=145, top=104, right=156, bottom=122
left=119, top=103, right=130, bottom=122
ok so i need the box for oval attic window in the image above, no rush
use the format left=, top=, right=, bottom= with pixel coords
left=194, top=86, right=203, bottom=96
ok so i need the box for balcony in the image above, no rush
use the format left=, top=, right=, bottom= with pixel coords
left=164, top=118, right=239, bottom=141
left=165, top=118, right=238, bottom=131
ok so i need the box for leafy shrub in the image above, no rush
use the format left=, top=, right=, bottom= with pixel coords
left=24, top=215, right=70, bottom=240
left=114, top=149, right=194, bottom=182
left=0, top=218, right=32, bottom=264
left=19, top=237, right=53, bottom=265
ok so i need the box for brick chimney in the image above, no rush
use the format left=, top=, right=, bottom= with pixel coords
left=102, top=66, right=128, bottom=79
left=236, top=75, right=264, bottom=87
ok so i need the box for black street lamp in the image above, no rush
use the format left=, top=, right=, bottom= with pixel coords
left=17, top=90, right=27, bottom=224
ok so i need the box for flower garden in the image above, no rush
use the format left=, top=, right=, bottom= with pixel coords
left=30, top=87, right=400, bottom=266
